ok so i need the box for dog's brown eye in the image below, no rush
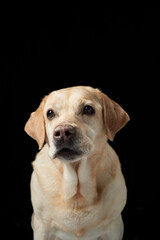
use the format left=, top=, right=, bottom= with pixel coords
left=47, top=109, right=55, bottom=120
left=83, top=105, right=95, bottom=115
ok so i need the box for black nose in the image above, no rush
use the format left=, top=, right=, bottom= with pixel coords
left=54, top=124, right=75, bottom=142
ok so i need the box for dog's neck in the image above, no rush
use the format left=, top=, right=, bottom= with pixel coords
left=62, top=157, right=97, bottom=204
left=60, top=144, right=107, bottom=206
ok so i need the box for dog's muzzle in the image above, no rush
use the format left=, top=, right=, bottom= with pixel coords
left=53, top=124, right=83, bottom=161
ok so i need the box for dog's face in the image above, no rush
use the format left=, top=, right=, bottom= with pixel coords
left=25, top=86, right=129, bottom=162
left=44, top=87, right=105, bottom=161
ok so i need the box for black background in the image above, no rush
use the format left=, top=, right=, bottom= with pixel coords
left=1, top=3, right=159, bottom=240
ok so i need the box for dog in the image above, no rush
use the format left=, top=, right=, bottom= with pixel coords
left=25, top=86, right=130, bottom=240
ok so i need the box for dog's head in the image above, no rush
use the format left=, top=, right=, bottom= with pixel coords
left=25, top=86, right=129, bottom=162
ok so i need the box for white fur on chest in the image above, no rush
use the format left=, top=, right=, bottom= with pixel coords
left=52, top=219, right=110, bottom=240
left=31, top=146, right=126, bottom=240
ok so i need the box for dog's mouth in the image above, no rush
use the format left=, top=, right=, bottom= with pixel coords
left=55, top=147, right=83, bottom=161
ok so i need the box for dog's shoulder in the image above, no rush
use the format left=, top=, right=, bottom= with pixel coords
left=95, top=143, right=121, bottom=186
left=32, top=144, right=62, bottom=198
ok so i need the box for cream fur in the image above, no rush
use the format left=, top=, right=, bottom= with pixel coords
left=25, top=86, right=129, bottom=240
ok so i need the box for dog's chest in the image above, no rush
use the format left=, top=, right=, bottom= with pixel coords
left=38, top=159, right=104, bottom=235
left=50, top=216, right=108, bottom=240
left=33, top=155, right=110, bottom=237
left=50, top=212, right=108, bottom=240
left=49, top=199, right=105, bottom=239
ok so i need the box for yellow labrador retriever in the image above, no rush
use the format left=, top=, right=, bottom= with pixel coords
left=25, top=86, right=129, bottom=240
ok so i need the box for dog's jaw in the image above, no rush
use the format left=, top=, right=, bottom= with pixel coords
left=48, top=143, right=57, bottom=159
left=48, top=144, right=85, bottom=162
left=48, top=136, right=95, bottom=162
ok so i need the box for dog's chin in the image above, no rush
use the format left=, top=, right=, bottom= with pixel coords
left=49, top=147, right=84, bottom=162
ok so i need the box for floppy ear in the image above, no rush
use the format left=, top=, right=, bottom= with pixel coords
left=24, top=98, right=46, bottom=149
left=101, top=93, right=130, bottom=141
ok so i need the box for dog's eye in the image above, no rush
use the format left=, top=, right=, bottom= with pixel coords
left=47, top=109, right=55, bottom=120
left=83, top=105, right=95, bottom=115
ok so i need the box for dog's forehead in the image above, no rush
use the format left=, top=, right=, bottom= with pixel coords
left=45, top=86, right=101, bottom=106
